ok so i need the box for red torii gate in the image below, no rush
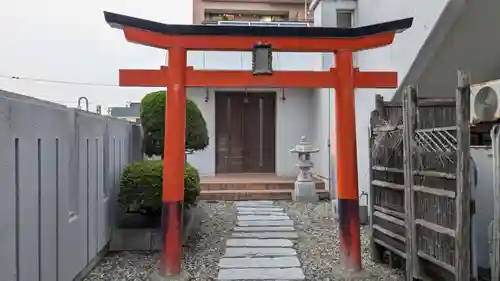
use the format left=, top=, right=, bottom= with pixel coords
left=104, top=12, right=412, bottom=279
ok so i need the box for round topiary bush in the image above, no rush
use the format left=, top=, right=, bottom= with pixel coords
left=119, top=160, right=201, bottom=217
left=184, top=163, right=201, bottom=207
left=140, top=90, right=209, bottom=157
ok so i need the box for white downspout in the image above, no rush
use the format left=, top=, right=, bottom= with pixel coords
left=308, top=0, right=322, bottom=16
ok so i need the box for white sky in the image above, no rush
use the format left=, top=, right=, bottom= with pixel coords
left=0, top=0, right=193, bottom=112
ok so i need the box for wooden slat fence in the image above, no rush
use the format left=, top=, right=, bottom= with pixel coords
left=369, top=71, right=472, bottom=281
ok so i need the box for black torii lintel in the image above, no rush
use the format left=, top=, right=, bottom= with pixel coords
left=104, top=11, right=413, bottom=39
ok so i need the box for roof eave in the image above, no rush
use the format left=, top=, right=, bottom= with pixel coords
left=104, top=11, right=413, bottom=39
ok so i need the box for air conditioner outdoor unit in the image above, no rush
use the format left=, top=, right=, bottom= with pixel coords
left=471, top=79, right=500, bottom=124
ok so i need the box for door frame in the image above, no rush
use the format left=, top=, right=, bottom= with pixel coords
left=214, top=89, right=277, bottom=174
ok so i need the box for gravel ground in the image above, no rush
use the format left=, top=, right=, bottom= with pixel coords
left=83, top=201, right=236, bottom=281
left=84, top=200, right=403, bottom=281
left=278, top=201, right=404, bottom=281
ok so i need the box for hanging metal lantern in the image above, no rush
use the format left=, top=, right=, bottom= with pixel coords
left=252, top=42, right=273, bottom=75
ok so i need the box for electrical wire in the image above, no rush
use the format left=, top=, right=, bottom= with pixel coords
left=0, top=74, right=119, bottom=87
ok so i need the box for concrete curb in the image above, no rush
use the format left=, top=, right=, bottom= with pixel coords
left=109, top=207, right=199, bottom=251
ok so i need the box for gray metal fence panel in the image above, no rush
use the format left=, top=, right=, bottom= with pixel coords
left=0, top=98, right=17, bottom=281
left=0, top=91, right=141, bottom=281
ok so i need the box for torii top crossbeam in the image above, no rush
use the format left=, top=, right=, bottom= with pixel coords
left=105, top=12, right=412, bottom=52
left=104, top=12, right=412, bottom=89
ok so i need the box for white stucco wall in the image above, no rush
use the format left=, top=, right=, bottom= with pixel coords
left=309, top=88, right=332, bottom=186
left=312, top=0, right=448, bottom=203
left=184, top=48, right=321, bottom=177
left=186, top=87, right=313, bottom=177
left=355, top=0, right=448, bottom=198
left=187, top=51, right=320, bottom=71
left=276, top=88, right=314, bottom=177
left=184, top=0, right=447, bottom=195
left=357, top=0, right=449, bottom=92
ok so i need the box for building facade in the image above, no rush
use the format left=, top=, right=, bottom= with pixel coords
left=193, top=0, right=311, bottom=24
left=185, top=0, right=448, bottom=205
left=108, top=102, right=141, bottom=123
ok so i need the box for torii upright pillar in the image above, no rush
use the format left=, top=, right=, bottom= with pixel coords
left=159, top=46, right=187, bottom=278
left=335, top=50, right=362, bottom=271
left=104, top=11, right=412, bottom=279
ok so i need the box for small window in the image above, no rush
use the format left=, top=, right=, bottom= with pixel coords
left=336, top=9, right=357, bottom=66
left=204, top=12, right=288, bottom=23
left=337, top=10, right=354, bottom=28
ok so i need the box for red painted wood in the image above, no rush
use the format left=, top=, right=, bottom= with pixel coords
left=162, top=48, right=186, bottom=202
left=119, top=67, right=397, bottom=89
left=123, top=27, right=396, bottom=52
left=335, top=50, right=362, bottom=272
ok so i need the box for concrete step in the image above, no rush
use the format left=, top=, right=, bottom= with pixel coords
left=217, top=267, right=305, bottom=280
left=219, top=256, right=301, bottom=268
left=201, top=180, right=325, bottom=191
left=199, top=189, right=329, bottom=201
left=223, top=247, right=298, bottom=257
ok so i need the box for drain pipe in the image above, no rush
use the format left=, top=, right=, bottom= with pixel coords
left=308, top=0, right=322, bottom=17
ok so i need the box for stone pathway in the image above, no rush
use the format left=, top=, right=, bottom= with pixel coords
left=217, top=200, right=305, bottom=280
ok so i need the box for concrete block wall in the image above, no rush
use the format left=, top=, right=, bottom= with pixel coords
left=0, top=90, right=142, bottom=281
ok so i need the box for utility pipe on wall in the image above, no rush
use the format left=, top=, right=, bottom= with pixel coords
left=308, top=0, right=322, bottom=18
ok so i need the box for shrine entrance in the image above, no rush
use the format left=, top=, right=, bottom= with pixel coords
left=104, top=11, right=412, bottom=279
left=215, top=91, right=276, bottom=174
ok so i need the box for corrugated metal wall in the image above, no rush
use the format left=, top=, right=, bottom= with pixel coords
left=0, top=90, right=142, bottom=281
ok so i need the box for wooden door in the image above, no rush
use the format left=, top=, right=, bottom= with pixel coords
left=215, top=92, right=276, bottom=173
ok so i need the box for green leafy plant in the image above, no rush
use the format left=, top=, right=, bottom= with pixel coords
left=119, top=160, right=201, bottom=217
left=140, top=91, right=209, bottom=157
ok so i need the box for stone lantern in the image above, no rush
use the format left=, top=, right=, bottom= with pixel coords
left=290, top=136, right=320, bottom=202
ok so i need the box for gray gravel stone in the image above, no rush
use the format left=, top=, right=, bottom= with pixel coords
left=219, top=256, right=301, bottom=268
left=226, top=238, right=294, bottom=247
left=217, top=267, right=305, bottom=280
left=231, top=231, right=299, bottom=239
left=277, top=201, right=404, bottom=281
left=233, top=226, right=295, bottom=232
left=237, top=220, right=294, bottom=226
left=83, top=201, right=403, bottom=281
left=82, top=251, right=158, bottom=281
left=235, top=200, right=274, bottom=206
left=223, top=247, right=298, bottom=257
left=237, top=215, right=290, bottom=221
left=237, top=211, right=287, bottom=216
left=83, top=201, right=236, bottom=281
left=236, top=207, right=284, bottom=212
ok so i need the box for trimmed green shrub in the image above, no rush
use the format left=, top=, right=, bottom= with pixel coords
left=140, top=90, right=209, bottom=157
left=119, top=160, right=201, bottom=216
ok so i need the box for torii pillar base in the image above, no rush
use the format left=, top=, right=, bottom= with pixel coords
left=149, top=271, right=190, bottom=281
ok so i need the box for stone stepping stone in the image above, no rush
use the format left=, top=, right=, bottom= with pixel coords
left=237, top=220, right=294, bottom=227
left=226, top=239, right=293, bottom=247
left=238, top=215, right=290, bottom=221
left=235, top=201, right=274, bottom=206
left=232, top=232, right=299, bottom=239
left=237, top=211, right=287, bottom=216
left=223, top=247, right=297, bottom=257
left=219, top=256, right=301, bottom=268
left=237, top=207, right=284, bottom=212
left=217, top=268, right=305, bottom=280
left=234, top=226, right=295, bottom=232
